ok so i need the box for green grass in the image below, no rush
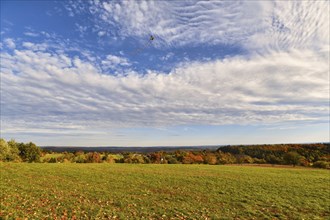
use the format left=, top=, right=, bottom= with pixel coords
left=0, top=163, right=329, bottom=219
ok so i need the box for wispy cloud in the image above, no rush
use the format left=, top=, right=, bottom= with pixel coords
left=64, top=0, right=329, bottom=53
left=247, top=1, right=329, bottom=54
left=1, top=44, right=328, bottom=134
left=24, top=32, right=39, bottom=37
left=66, top=1, right=269, bottom=48
left=22, top=42, right=48, bottom=51
left=102, top=55, right=131, bottom=69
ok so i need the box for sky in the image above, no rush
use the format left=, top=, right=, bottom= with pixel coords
left=0, top=0, right=329, bottom=147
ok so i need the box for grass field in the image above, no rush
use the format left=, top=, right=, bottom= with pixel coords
left=0, top=163, right=329, bottom=219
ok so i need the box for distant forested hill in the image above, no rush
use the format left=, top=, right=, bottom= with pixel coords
left=40, top=145, right=220, bottom=153
left=1, top=139, right=329, bottom=168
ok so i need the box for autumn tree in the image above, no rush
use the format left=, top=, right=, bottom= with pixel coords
left=104, top=154, right=115, bottom=163
left=86, top=152, right=101, bottom=163
left=182, top=152, right=204, bottom=164
left=123, top=153, right=145, bottom=164
left=204, top=153, right=217, bottom=165
left=148, top=152, right=163, bottom=164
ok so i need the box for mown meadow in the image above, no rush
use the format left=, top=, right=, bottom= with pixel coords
left=0, top=163, right=329, bottom=219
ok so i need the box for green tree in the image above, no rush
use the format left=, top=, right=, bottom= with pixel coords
left=267, top=155, right=282, bottom=165
left=131, top=154, right=145, bottom=164
left=165, top=155, right=180, bottom=164
left=7, top=139, right=20, bottom=161
left=18, top=142, right=41, bottom=162
left=0, top=138, right=10, bottom=161
left=0, top=139, right=21, bottom=161
left=235, top=154, right=253, bottom=164
left=313, top=161, right=330, bottom=169
left=74, top=152, right=86, bottom=163
left=284, top=152, right=301, bottom=167
left=217, top=152, right=236, bottom=164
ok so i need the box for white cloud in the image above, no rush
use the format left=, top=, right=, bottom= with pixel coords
left=101, top=54, right=131, bottom=70
left=22, top=42, right=48, bottom=51
left=96, top=0, right=269, bottom=47
left=4, top=38, right=15, bottom=49
left=97, top=31, right=106, bottom=37
left=24, top=32, right=39, bottom=37
left=246, top=1, right=330, bottom=54
left=1, top=46, right=328, bottom=134
left=75, top=23, right=88, bottom=37
left=22, top=42, right=34, bottom=48
left=160, top=52, right=174, bottom=61
left=65, top=0, right=329, bottom=54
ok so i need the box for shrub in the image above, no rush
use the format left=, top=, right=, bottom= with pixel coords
left=166, top=155, right=180, bottom=164
left=253, top=158, right=266, bottom=164
left=266, top=155, right=283, bottom=164
left=313, top=161, right=330, bottom=169
left=49, top=157, right=57, bottom=163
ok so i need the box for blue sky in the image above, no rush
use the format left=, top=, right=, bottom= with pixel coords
left=1, top=0, right=329, bottom=146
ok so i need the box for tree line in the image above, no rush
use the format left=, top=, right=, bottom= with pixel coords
left=0, top=139, right=41, bottom=162
left=1, top=139, right=329, bottom=168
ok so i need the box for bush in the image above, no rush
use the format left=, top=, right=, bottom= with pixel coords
left=166, top=155, right=180, bottom=164
left=253, top=158, right=266, bottom=164
left=313, top=161, right=330, bottom=169
left=266, top=155, right=283, bottom=164
left=49, top=157, right=57, bottom=163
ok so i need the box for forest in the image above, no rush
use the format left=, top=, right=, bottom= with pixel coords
left=0, top=138, right=329, bottom=168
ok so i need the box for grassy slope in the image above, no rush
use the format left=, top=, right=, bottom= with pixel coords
left=0, top=163, right=329, bottom=219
